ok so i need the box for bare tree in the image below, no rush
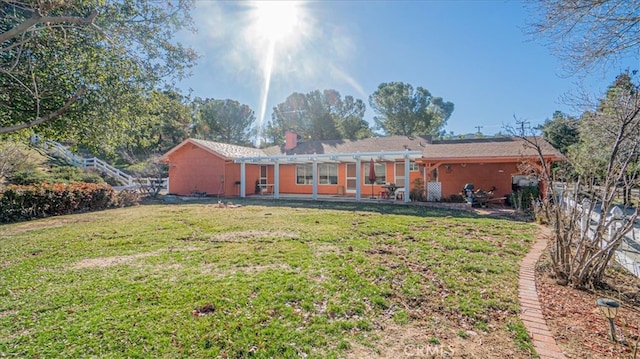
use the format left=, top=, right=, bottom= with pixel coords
left=518, top=73, right=640, bottom=288
left=527, top=0, right=640, bottom=73
left=131, top=156, right=168, bottom=198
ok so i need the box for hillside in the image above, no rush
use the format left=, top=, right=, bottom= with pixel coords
left=0, top=139, right=107, bottom=189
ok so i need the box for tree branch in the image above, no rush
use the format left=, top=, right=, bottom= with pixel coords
left=0, top=86, right=86, bottom=134
left=0, top=10, right=98, bottom=44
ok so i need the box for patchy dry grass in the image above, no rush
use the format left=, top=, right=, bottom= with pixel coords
left=0, top=202, right=537, bottom=358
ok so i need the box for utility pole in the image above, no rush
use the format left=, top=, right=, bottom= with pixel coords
left=475, top=125, right=483, bottom=134
left=515, top=118, right=530, bottom=136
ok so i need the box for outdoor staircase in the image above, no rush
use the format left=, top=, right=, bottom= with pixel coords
left=34, top=136, right=167, bottom=189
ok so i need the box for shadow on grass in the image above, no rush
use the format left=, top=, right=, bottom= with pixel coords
left=144, top=195, right=526, bottom=222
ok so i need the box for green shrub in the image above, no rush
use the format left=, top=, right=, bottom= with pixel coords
left=49, top=166, right=82, bottom=182
left=8, top=169, right=50, bottom=185
left=115, top=190, right=141, bottom=207
left=510, top=186, right=540, bottom=212
left=0, top=182, right=137, bottom=224
left=49, top=166, right=104, bottom=184
left=80, top=170, right=105, bottom=184
left=8, top=166, right=106, bottom=186
left=94, top=172, right=122, bottom=186
left=409, top=177, right=426, bottom=201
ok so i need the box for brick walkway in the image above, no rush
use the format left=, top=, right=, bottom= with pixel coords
left=518, top=227, right=566, bottom=359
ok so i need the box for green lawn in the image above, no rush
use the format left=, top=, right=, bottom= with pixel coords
left=0, top=201, right=537, bottom=358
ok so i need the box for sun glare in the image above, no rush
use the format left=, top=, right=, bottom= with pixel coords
left=253, top=1, right=301, bottom=42
left=245, top=1, right=307, bottom=146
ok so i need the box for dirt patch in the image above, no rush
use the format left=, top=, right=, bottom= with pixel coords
left=72, top=247, right=199, bottom=269
left=345, top=321, right=525, bottom=358
left=201, top=263, right=293, bottom=277
left=0, top=309, right=18, bottom=318
left=207, top=230, right=299, bottom=242
left=1, top=215, right=101, bottom=235
left=193, top=303, right=216, bottom=317
left=537, top=251, right=640, bottom=358
left=2, top=221, right=65, bottom=235
left=3, top=329, right=31, bottom=342
left=73, top=252, right=156, bottom=269
left=310, top=243, right=341, bottom=256
left=204, top=201, right=243, bottom=209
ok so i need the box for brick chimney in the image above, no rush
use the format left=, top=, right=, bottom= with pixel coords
left=284, top=131, right=298, bottom=150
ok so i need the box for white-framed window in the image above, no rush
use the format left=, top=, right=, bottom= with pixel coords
left=260, top=165, right=268, bottom=185
left=296, top=164, right=338, bottom=185
left=364, top=162, right=386, bottom=184
left=394, top=161, right=418, bottom=187
left=318, top=164, right=338, bottom=184
left=296, top=164, right=313, bottom=184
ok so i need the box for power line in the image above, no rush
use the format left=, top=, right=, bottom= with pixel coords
left=514, top=115, right=530, bottom=136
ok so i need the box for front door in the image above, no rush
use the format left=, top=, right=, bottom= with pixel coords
left=346, top=163, right=356, bottom=193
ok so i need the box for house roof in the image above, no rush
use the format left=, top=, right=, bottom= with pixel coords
left=189, top=138, right=266, bottom=159
left=423, top=137, right=564, bottom=162
left=261, top=135, right=431, bottom=156
left=163, top=136, right=563, bottom=164
left=162, top=138, right=266, bottom=161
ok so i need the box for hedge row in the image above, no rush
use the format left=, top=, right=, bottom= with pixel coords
left=0, top=183, right=139, bottom=224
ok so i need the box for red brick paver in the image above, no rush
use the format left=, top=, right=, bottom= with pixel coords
left=518, top=227, right=566, bottom=359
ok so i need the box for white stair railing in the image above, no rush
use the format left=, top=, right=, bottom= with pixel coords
left=37, top=138, right=166, bottom=188
left=82, top=157, right=134, bottom=186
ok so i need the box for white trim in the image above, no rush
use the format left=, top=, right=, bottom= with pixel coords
left=355, top=158, right=362, bottom=201
left=234, top=150, right=422, bottom=200
left=234, top=150, right=422, bottom=165
left=312, top=160, right=318, bottom=200
left=345, top=163, right=356, bottom=193
left=274, top=161, right=280, bottom=199
left=404, top=156, right=411, bottom=203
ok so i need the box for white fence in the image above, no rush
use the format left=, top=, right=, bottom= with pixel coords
left=39, top=138, right=168, bottom=189
left=565, top=197, right=640, bottom=277
left=82, top=156, right=134, bottom=186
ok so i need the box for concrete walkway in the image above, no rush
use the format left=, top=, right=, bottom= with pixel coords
left=518, top=226, right=566, bottom=359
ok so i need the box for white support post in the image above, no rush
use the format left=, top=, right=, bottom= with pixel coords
left=404, top=153, right=411, bottom=203
left=274, top=161, right=280, bottom=200
left=312, top=159, right=318, bottom=200
left=240, top=162, right=246, bottom=198
left=355, top=157, right=362, bottom=201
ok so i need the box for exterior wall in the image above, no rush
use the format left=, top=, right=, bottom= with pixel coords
left=273, top=164, right=342, bottom=195
left=167, top=145, right=258, bottom=196
left=167, top=145, right=226, bottom=195
left=165, top=138, right=557, bottom=200
left=168, top=146, right=524, bottom=200
left=224, top=162, right=260, bottom=196
left=436, top=162, right=520, bottom=200
left=268, top=161, right=419, bottom=196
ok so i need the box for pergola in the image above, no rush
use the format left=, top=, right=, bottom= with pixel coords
left=234, top=150, right=423, bottom=203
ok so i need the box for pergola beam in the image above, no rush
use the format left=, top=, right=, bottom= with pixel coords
left=234, top=150, right=422, bottom=200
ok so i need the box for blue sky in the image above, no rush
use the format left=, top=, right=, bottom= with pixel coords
left=176, top=1, right=637, bottom=139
